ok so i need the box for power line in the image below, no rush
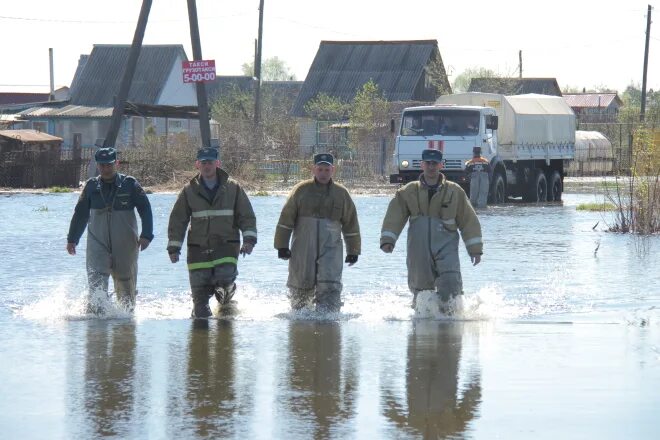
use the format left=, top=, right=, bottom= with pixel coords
left=0, top=12, right=250, bottom=24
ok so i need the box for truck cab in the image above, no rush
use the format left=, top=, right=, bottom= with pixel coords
left=390, top=105, right=498, bottom=187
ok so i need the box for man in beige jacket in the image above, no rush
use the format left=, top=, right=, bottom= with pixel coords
left=167, top=148, right=257, bottom=318
left=274, top=153, right=361, bottom=313
left=381, top=149, right=482, bottom=310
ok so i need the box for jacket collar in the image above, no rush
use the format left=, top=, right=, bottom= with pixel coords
left=95, top=173, right=124, bottom=190
left=190, top=168, right=229, bottom=190
left=419, top=172, right=446, bottom=189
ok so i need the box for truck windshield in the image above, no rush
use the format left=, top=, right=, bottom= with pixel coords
left=401, top=110, right=480, bottom=136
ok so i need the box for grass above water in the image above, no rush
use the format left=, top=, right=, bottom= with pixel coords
left=576, top=202, right=617, bottom=211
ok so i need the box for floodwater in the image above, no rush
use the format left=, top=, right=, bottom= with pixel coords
left=1, top=190, right=659, bottom=439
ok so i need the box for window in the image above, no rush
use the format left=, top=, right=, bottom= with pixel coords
left=317, top=121, right=347, bottom=147
left=32, top=121, right=47, bottom=133
left=401, top=110, right=480, bottom=136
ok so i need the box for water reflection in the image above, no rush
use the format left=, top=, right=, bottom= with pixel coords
left=82, top=321, right=137, bottom=437
left=278, top=321, right=359, bottom=439
left=185, top=319, right=239, bottom=438
left=382, top=322, right=481, bottom=439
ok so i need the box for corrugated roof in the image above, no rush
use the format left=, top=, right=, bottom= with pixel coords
left=291, top=40, right=444, bottom=117
left=69, top=44, right=187, bottom=106
left=0, top=93, right=51, bottom=105
left=563, top=93, right=622, bottom=108
left=468, top=78, right=562, bottom=96
left=19, top=105, right=113, bottom=118
left=0, top=129, right=62, bottom=142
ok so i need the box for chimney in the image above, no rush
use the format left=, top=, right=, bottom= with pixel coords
left=49, top=48, right=55, bottom=101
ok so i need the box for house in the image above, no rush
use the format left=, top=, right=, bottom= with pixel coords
left=468, top=78, right=562, bottom=96
left=18, top=44, right=199, bottom=148
left=563, top=93, right=622, bottom=122
left=291, top=40, right=450, bottom=153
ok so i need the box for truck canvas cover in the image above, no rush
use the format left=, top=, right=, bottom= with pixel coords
left=435, top=92, right=575, bottom=146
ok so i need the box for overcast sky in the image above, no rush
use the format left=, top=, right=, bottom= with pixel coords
left=1, top=0, right=657, bottom=94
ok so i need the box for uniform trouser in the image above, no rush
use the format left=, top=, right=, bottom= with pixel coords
left=469, top=171, right=489, bottom=208
left=189, top=263, right=238, bottom=318
left=407, top=216, right=463, bottom=306
left=86, top=210, right=140, bottom=312
left=288, top=217, right=343, bottom=313
left=86, top=247, right=138, bottom=311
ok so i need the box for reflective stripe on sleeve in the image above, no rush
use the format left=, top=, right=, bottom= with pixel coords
left=191, top=209, right=234, bottom=218
left=442, top=218, right=456, bottom=225
left=168, top=240, right=183, bottom=247
left=464, top=237, right=483, bottom=247
left=242, top=230, right=257, bottom=238
left=277, top=224, right=294, bottom=230
left=381, top=231, right=398, bottom=240
left=344, top=232, right=360, bottom=237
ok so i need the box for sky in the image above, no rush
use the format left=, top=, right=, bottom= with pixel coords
left=1, top=0, right=658, bottom=95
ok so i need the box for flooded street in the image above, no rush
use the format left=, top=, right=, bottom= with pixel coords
left=1, top=191, right=659, bottom=439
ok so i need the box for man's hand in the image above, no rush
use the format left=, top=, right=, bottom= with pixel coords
left=381, top=243, right=394, bottom=253
left=240, top=242, right=254, bottom=257
left=169, top=252, right=180, bottom=263
left=471, top=255, right=482, bottom=266
left=345, top=255, right=358, bottom=266
left=66, top=242, right=76, bottom=255
left=139, top=237, right=150, bottom=251
left=278, top=248, right=291, bottom=260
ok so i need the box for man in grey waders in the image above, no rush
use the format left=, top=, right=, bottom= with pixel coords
left=464, top=146, right=491, bottom=209
left=167, top=148, right=257, bottom=318
left=380, top=149, right=483, bottom=313
left=67, top=147, right=153, bottom=313
left=274, top=153, right=361, bottom=313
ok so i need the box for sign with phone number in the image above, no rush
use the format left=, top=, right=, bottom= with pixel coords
left=182, top=60, right=216, bottom=83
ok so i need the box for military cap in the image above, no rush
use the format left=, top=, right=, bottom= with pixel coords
left=421, top=149, right=443, bottom=162
left=95, top=147, right=117, bottom=164
left=197, top=147, right=219, bottom=161
left=313, top=153, right=334, bottom=165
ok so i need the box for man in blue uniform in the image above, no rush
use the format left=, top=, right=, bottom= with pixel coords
left=67, top=147, right=153, bottom=313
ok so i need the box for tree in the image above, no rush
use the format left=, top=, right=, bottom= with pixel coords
left=348, top=80, right=390, bottom=156
left=619, top=83, right=660, bottom=123
left=241, top=56, right=297, bottom=81
left=426, top=56, right=452, bottom=96
left=452, top=67, right=499, bottom=93
left=304, top=93, right=349, bottom=121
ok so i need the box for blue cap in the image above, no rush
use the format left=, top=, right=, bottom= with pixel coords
left=95, top=147, right=117, bottom=164
left=197, top=147, right=219, bottom=161
left=313, top=153, right=334, bottom=165
left=422, top=149, right=443, bottom=162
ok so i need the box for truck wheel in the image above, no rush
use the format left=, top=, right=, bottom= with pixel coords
left=547, top=170, right=562, bottom=201
left=525, top=169, right=547, bottom=202
left=490, top=173, right=506, bottom=204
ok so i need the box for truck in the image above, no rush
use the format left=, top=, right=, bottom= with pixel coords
left=389, top=93, right=576, bottom=203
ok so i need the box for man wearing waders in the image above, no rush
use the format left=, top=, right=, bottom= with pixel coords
left=67, top=147, right=153, bottom=313
left=167, top=148, right=257, bottom=318
left=464, top=146, right=491, bottom=209
left=380, top=149, right=482, bottom=313
left=274, top=153, right=361, bottom=313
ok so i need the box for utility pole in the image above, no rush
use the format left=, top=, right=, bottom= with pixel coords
left=48, top=48, right=55, bottom=101
left=187, top=0, right=211, bottom=148
left=104, top=0, right=152, bottom=148
left=640, top=4, right=652, bottom=122
left=518, top=50, right=523, bottom=79
left=254, top=0, right=265, bottom=126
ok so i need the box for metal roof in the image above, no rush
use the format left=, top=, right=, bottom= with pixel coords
left=291, top=40, right=444, bottom=117
left=563, top=93, right=622, bottom=108
left=0, top=129, right=63, bottom=143
left=468, top=78, right=562, bottom=96
left=0, top=93, right=51, bottom=105
left=69, top=44, right=187, bottom=106
left=19, top=105, right=113, bottom=118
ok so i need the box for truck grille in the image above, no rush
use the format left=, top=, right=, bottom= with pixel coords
left=412, top=159, right=463, bottom=169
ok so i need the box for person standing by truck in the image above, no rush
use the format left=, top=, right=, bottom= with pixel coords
left=380, top=149, right=483, bottom=313
left=464, top=146, right=491, bottom=208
